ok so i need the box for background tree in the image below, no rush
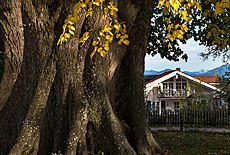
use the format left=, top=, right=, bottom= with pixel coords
left=215, top=64, right=230, bottom=112
left=0, top=0, right=230, bottom=155
left=180, top=81, right=222, bottom=111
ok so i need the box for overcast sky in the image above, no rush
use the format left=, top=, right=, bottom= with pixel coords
left=145, top=39, right=225, bottom=72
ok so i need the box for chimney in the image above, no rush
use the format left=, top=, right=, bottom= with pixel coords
left=176, top=68, right=180, bottom=71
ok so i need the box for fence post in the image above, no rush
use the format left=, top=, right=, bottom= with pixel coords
left=180, top=118, right=183, bottom=131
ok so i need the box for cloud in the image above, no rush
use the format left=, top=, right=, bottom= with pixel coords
left=145, top=39, right=224, bottom=71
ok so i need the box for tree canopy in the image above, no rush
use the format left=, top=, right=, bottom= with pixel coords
left=148, top=0, right=230, bottom=63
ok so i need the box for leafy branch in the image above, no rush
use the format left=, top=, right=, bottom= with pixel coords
left=57, top=0, right=129, bottom=59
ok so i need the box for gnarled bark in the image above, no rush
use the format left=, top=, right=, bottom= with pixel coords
left=0, top=0, right=163, bottom=154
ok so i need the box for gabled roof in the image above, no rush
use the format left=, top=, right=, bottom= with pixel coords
left=146, top=70, right=175, bottom=84
left=191, top=75, right=219, bottom=83
left=146, top=69, right=218, bottom=91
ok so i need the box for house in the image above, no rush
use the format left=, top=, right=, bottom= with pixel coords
left=145, top=68, right=223, bottom=113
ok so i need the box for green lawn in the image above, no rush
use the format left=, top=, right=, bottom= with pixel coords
left=152, top=130, right=230, bottom=155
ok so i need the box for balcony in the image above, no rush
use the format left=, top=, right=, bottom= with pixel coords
left=158, top=89, right=191, bottom=98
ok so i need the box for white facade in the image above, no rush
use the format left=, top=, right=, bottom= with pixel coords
left=145, top=70, right=223, bottom=113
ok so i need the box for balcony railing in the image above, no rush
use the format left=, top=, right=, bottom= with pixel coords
left=158, top=89, right=191, bottom=98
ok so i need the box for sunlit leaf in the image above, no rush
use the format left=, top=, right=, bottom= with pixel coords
left=123, top=39, right=129, bottom=45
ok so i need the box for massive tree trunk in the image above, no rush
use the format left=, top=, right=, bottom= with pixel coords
left=0, top=0, right=163, bottom=154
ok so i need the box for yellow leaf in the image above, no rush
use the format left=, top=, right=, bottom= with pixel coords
left=85, top=9, right=93, bottom=17
left=120, top=34, right=128, bottom=39
left=69, top=25, right=75, bottom=31
left=99, top=31, right=104, bottom=36
left=175, top=24, right=180, bottom=30
left=113, top=7, right=118, bottom=12
left=103, top=41, right=109, bottom=47
left=226, top=0, right=230, bottom=8
left=57, top=39, right=61, bottom=45
left=74, top=3, right=81, bottom=12
left=169, top=42, right=173, bottom=48
left=69, top=30, right=74, bottom=35
left=98, top=47, right=106, bottom=57
left=62, top=23, right=68, bottom=32
left=104, top=46, right=109, bottom=51
left=165, top=1, right=170, bottom=7
left=101, top=15, right=106, bottom=19
left=207, top=32, right=212, bottom=39
left=184, top=27, right=189, bottom=32
left=162, top=7, right=169, bottom=15
left=166, top=17, right=171, bottom=25
left=110, top=10, right=116, bottom=15
left=215, top=7, right=224, bottom=14
left=167, top=34, right=175, bottom=42
left=98, top=47, right=103, bottom=52
left=72, top=15, right=78, bottom=22
left=215, top=2, right=224, bottom=14
left=90, top=49, right=96, bottom=59
left=173, top=30, right=183, bottom=39
left=118, top=39, right=123, bottom=45
left=123, top=39, right=129, bottom=45
left=116, top=34, right=121, bottom=39
left=114, top=24, right=121, bottom=31
left=196, top=3, right=202, bottom=11
left=122, top=24, right=126, bottom=29
left=93, top=1, right=100, bottom=6
left=104, top=8, right=109, bottom=14
left=65, top=19, right=75, bottom=25
left=65, top=33, right=71, bottom=39
left=167, top=24, right=173, bottom=33
left=220, top=30, right=225, bottom=34
left=100, top=50, right=106, bottom=57
left=83, top=32, right=89, bottom=38
left=122, top=29, right=127, bottom=34
left=109, top=2, right=114, bottom=5
left=92, top=41, right=99, bottom=46
left=158, top=0, right=165, bottom=8
left=106, top=35, right=113, bottom=43
left=108, top=30, right=113, bottom=36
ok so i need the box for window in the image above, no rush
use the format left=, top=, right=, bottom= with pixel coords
left=163, top=83, right=167, bottom=89
left=152, top=102, right=155, bottom=110
left=146, top=101, right=151, bottom=112
left=182, top=83, right=187, bottom=90
left=174, top=102, right=179, bottom=110
left=156, top=102, right=159, bottom=111
left=176, top=83, right=181, bottom=89
left=169, top=83, right=173, bottom=96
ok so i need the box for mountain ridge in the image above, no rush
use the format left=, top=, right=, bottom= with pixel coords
left=144, top=65, right=230, bottom=76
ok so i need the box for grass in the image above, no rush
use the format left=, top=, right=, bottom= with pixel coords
left=152, top=130, right=230, bottom=155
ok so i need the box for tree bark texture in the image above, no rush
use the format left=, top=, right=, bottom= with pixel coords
left=0, top=0, right=163, bottom=154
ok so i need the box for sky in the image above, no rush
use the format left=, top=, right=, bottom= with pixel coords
left=145, top=39, right=225, bottom=72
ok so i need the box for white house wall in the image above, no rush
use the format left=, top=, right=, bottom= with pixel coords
left=145, top=72, right=222, bottom=113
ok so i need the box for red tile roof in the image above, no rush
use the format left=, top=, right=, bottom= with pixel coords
left=191, top=75, right=219, bottom=83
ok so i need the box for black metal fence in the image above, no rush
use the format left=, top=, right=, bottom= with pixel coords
left=147, top=109, right=230, bottom=126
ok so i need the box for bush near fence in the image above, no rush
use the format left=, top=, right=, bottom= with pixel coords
left=147, top=109, right=230, bottom=126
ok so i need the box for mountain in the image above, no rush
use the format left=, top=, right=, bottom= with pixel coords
left=144, top=65, right=230, bottom=76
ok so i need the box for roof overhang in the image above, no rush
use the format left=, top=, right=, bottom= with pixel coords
left=146, top=70, right=219, bottom=91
